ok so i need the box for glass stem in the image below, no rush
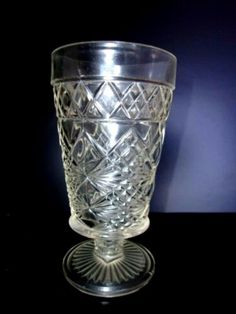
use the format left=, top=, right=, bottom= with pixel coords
left=94, top=238, right=124, bottom=263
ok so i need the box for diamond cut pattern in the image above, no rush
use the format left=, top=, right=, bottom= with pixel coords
left=53, top=80, right=173, bottom=230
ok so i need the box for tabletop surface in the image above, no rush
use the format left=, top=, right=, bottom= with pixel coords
left=3, top=212, right=236, bottom=310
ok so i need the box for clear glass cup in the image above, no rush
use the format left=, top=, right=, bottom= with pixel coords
left=51, top=41, right=177, bottom=297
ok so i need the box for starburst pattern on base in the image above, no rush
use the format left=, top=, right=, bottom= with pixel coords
left=63, top=240, right=155, bottom=297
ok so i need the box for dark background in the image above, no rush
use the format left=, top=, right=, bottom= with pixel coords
left=20, top=0, right=236, bottom=213
left=3, top=0, right=236, bottom=310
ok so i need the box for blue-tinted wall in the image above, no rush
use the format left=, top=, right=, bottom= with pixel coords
left=150, top=2, right=236, bottom=212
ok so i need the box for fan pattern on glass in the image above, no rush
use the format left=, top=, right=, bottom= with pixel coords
left=70, top=241, right=146, bottom=284
left=53, top=80, right=172, bottom=231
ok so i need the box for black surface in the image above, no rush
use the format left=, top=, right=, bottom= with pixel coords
left=3, top=212, right=236, bottom=310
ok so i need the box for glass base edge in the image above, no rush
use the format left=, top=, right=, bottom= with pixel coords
left=63, top=240, right=155, bottom=298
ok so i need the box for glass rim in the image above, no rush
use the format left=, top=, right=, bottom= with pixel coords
left=51, top=41, right=177, bottom=89
left=51, top=40, right=177, bottom=62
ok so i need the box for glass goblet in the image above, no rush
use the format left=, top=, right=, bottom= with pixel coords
left=51, top=41, right=177, bottom=297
